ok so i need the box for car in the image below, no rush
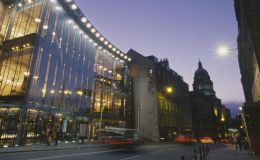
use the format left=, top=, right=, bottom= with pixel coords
left=220, top=138, right=230, bottom=144
left=200, top=137, right=214, bottom=144
left=175, top=135, right=196, bottom=144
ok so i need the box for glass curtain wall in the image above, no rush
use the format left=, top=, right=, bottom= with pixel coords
left=0, top=0, right=44, bottom=147
left=0, top=0, right=130, bottom=146
left=92, top=49, right=129, bottom=135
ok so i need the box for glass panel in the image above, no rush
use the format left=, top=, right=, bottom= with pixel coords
left=7, top=2, right=43, bottom=40
left=0, top=47, right=33, bottom=96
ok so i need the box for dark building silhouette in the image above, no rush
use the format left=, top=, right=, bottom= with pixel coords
left=234, top=0, right=260, bottom=154
left=190, top=61, right=230, bottom=140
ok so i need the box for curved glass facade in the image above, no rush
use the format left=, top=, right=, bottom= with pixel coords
left=0, top=0, right=131, bottom=147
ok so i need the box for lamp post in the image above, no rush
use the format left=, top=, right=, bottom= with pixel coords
left=166, top=86, right=173, bottom=94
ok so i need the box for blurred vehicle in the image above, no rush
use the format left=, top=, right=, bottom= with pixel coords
left=200, top=137, right=214, bottom=144
left=175, top=134, right=196, bottom=144
left=95, top=128, right=140, bottom=145
left=220, top=138, right=230, bottom=144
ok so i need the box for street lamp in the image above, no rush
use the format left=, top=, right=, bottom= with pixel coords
left=216, top=45, right=231, bottom=57
left=166, top=86, right=173, bottom=94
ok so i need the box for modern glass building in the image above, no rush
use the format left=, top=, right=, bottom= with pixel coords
left=0, top=0, right=131, bottom=147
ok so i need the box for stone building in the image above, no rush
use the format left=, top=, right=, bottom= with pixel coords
left=190, top=61, right=230, bottom=140
left=234, top=0, right=260, bottom=154
left=128, top=49, right=192, bottom=142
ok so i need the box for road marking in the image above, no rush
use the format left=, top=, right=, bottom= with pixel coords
left=168, top=148, right=178, bottom=151
left=28, top=149, right=125, bottom=160
left=120, top=155, right=141, bottom=160
left=151, top=150, right=162, bottom=154
left=139, top=145, right=161, bottom=149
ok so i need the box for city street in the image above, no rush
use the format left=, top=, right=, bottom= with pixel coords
left=0, top=143, right=198, bottom=160
left=1, top=0, right=260, bottom=158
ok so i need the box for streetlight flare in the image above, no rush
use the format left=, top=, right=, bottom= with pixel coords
left=166, top=86, right=173, bottom=94
left=216, top=46, right=230, bottom=57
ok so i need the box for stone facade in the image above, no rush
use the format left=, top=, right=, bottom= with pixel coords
left=128, top=49, right=192, bottom=142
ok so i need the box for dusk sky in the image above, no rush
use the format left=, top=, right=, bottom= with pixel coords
left=75, top=0, right=244, bottom=103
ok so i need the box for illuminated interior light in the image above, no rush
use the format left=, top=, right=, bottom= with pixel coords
left=120, top=53, right=124, bottom=57
left=43, top=25, right=48, bottom=30
left=71, top=4, right=77, bottom=10
left=95, top=33, right=100, bottom=37
left=116, top=51, right=120, bottom=54
left=128, top=58, right=132, bottom=62
left=66, top=0, right=72, bottom=2
left=81, top=17, right=87, bottom=23
left=91, top=28, right=96, bottom=33
left=86, top=23, right=91, bottom=28
left=103, top=68, right=108, bottom=71
left=108, top=44, right=112, bottom=48
left=77, top=90, right=83, bottom=96
left=6, top=80, right=13, bottom=84
left=104, top=41, right=108, bottom=45
left=100, top=37, right=104, bottom=41
left=18, top=3, right=22, bottom=7
left=94, top=43, right=98, bottom=46
left=68, top=19, right=73, bottom=24
left=52, top=32, right=56, bottom=36
left=108, top=70, right=112, bottom=73
left=124, top=55, right=128, bottom=59
left=42, top=88, right=46, bottom=94
left=50, top=90, right=55, bottom=94
left=56, top=6, right=61, bottom=11
left=64, top=90, right=69, bottom=95
left=33, top=76, right=39, bottom=79
left=34, top=18, right=41, bottom=23
left=23, top=72, right=30, bottom=76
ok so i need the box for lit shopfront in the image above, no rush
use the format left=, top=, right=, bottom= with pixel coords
left=0, top=0, right=131, bottom=147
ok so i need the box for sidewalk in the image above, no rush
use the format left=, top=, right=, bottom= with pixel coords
left=207, top=146, right=260, bottom=160
left=0, top=142, right=108, bottom=154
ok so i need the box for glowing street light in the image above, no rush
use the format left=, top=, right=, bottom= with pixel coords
left=216, top=45, right=230, bottom=57
left=166, top=86, right=173, bottom=94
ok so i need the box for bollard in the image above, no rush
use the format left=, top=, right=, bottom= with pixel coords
left=202, top=144, right=206, bottom=160
left=193, top=149, right=197, bottom=160
left=181, top=155, right=185, bottom=160
left=199, top=146, right=203, bottom=160
left=206, top=144, right=209, bottom=155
